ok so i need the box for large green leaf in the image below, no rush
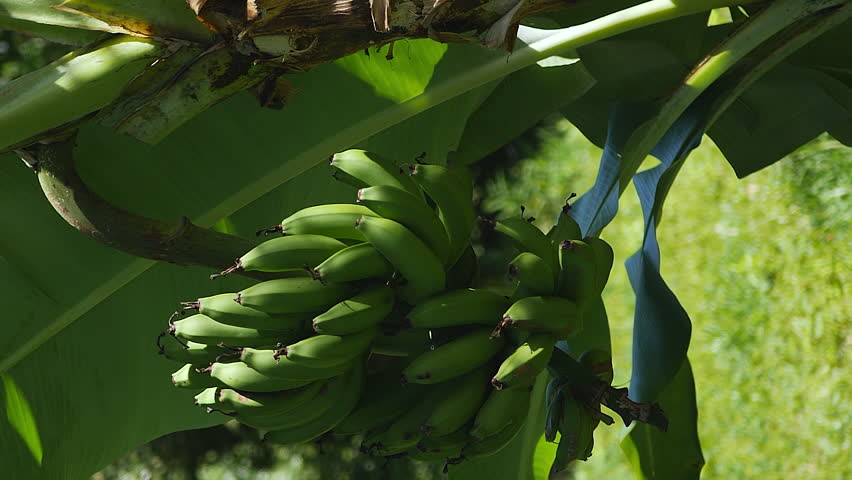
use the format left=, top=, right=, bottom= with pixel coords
left=620, top=360, right=704, bottom=480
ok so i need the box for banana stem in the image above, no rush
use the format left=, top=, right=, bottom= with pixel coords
left=25, top=135, right=274, bottom=278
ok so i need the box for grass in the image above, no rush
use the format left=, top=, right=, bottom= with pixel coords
left=482, top=121, right=850, bottom=480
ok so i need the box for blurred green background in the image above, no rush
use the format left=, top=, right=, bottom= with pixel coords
left=2, top=31, right=849, bottom=480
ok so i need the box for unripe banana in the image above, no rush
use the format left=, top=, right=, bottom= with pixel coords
left=169, top=313, right=305, bottom=348
left=470, top=387, right=532, bottom=440
left=402, top=329, right=505, bottom=384
left=208, top=383, right=324, bottom=418
left=371, top=328, right=432, bottom=357
left=334, top=367, right=428, bottom=435
left=411, top=428, right=469, bottom=462
left=171, top=363, right=222, bottom=389
left=356, top=185, right=451, bottom=264
left=579, top=349, right=614, bottom=385
left=507, top=252, right=556, bottom=299
left=312, top=285, right=394, bottom=335
left=549, top=390, right=597, bottom=475
left=445, top=243, right=479, bottom=290
left=496, top=296, right=582, bottom=338
left=354, top=215, right=446, bottom=303
left=546, top=200, right=582, bottom=243
left=421, top=368, right=491, bottom=437
left=194, top=387, right=226, bottom=412
left=484, top=215, right=559, bottom=277
left=584, top=236, right=614, bottom=294
left=492, top=333, right=556, bottom=390
left=330, top=149, right=422, bottom=199
left=407, top=163, right=476, bottom=266
left=362, top=383, right=454, bottom=456
left=204, top=361, right=314, bottom=392
left=240, top=347, right=350, bottom=380
left=557, top=240, right=598, bottom=310
left=235, top=373, right=345, bottom=431
left=182, top=293, right=310, bottom=330
left=406, top=288, right=509, bottom=329
left=158, top=334, right=229, bottom=365
left=461, top=415, right=526, bottom=460
left=310, top=243, right=394, bottom=284
left=278, top=328, right=377, bottom=369
left=235, top=277, right=354, bottom=314
left=214, top=234, right=346, bottom=277
left=264, top=361, right=365, bottom=444
left=275, top=204, right=376, bottom=240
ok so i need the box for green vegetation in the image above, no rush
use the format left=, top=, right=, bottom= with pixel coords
left=484, top=121, right=849, bottom=480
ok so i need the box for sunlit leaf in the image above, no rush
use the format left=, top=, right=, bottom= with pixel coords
left=2, top=374, right=43, bottom=466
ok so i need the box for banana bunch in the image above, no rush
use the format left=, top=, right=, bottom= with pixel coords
left=156, top=148, right=617, bottom=468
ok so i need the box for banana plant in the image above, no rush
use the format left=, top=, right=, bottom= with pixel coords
left=1, top=0, right=850, bottom=479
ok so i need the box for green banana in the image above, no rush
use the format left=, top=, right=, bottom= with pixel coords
left=486, top=215, right=559, bottom=277
left=421, top=368, right=491, bottom=437
left=182, top=293, right=311, bottom=330
left=157, top=333, right=229, bottom=365
left=214, top=234, right=346, bottom=277
left=402, top=329, right=504, bottom=384
left=274, top=204, right=376, bottom=240
left=204, top=361, right=314, bottom=392
left=546, top=198, right=582, bottom=243
left=235, top=277, right=354, bottom=314
left=361, top=383, right=453, bottom=456
left=356, top=185, right=451, bottom=264
left=549, top=390, right=597, bottom=476
left=371, top=328, right=432, bottom=357
left=310, top=242, right=394, bottom=284
left=312, top=285, right=394, bottom=335
left=201, top=383, right=324, bottom=419
left=330, top=149, right=422, bottom=199
left=171, top=363, right=222, bottom=389
left=278, top=328, right=377, bottom=369
left=234, top=374, right=344, bottom=431
left=169, top=313, right=305, bottom=348
left=579, top=349, right=614, bottom=385
left=354, top=215, right=446, bottom=303
left=193, top=387, right=226, bottom=412
left=264, top=361, right=365, bottom=444
left=584, top=236, right=614, bottom=294
left=492, top=333, right=556, bottom=390
left=470, top=387, right=532, bottom=440
left=496, top=296, right=582, bottom=338
left=556, top=240, right=598, bottom=310
left=445, top=243, right=478, bottom=291
left=406, top=288, right=509, bottom=329
left=507, top=252, right=556, bottom=299
left=461, top=415, right=526, bottom=460
left=407, top=163, right=476, bottom=266
left=334, top=367, right=427, bottom=435
left=410, top=428, right=469, bottom=462
left=240, top=347, right=350, bottom=380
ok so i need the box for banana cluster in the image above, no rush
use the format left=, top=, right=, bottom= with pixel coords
left=157, top=149, right=615, bottom=467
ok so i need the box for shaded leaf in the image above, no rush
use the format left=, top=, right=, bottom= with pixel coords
left=709, top=64, right=852, bottom=177
left=625, top=102, right=706, bottom=402
left=620, top=360, right=704, bottom=480
left=453, top=59, right=596, bottom=165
